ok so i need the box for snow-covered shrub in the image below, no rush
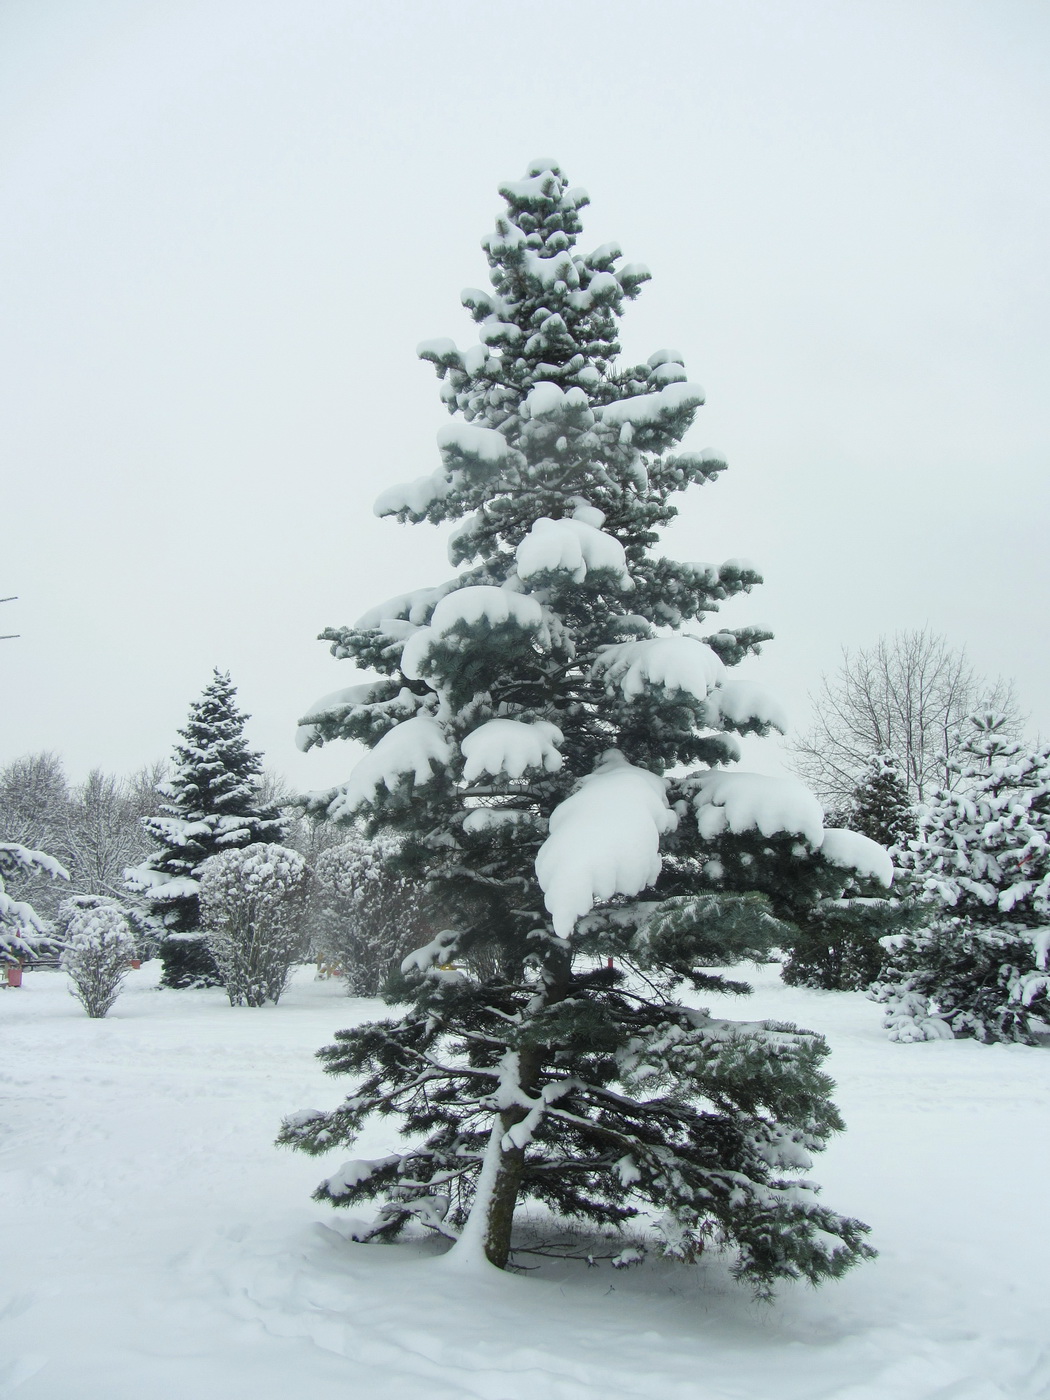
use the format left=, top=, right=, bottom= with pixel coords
left=1, top=840, right=68, bottom=965
left=310, top=836, right=431, bottom=995
left=200, top=843, right=308, bottom=1007
left=281, top=161, right=879, bottom=1295
left=59, top=896, right=136, bottom=1018
left=873, top=713, right=1050, bottom=1045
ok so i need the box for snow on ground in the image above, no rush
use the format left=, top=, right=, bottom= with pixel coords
left=2, top=962, right=1049, bottom=1400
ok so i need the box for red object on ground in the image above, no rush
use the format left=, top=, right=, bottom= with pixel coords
left=6, top=965, right=23, bottom=987
left=130, top=959, right=142, bottom=970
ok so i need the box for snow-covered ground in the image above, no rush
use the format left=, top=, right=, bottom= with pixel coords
left=2, top=963, right=1048, bottom=1400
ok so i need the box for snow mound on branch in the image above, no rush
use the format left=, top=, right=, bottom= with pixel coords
left=332, top=717, right=451, bottom=815
left=356, top=581, right=462, bottom=631
left=593, top=637, right=725, bottom=703
left=536, top=751, right=678, bottom=937
left=516, top=516, right=631, bottom=588
left=715, top=679, right=789, bottom=733
left=693, top=771, right=825, bottom=846
left=325, top=1156, right=401, bottom=1199
left=522, top=382, right=591, bottom=420
left=374, top=469, right=451, bottom=518
left=598, top=381, right=705, bottom=427
left=295, top=681, right=403, bottom=752
left=461, top=719, right=563, bottom=783
left=401, top=588, right=546, bottom=682
left=462, top=808, right=539, bottom=834
left=820, top=828, right=894, bottom=887
left=436, top=421, right=510, bottom=465
left=430, top=586, right=544, bottom=636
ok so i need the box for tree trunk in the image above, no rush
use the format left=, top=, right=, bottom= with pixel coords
left=477, top=1026, right=551, bottom=1268
left=481, top=1123, right=527, bottom=1269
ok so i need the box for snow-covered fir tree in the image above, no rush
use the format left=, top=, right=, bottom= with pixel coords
left=1, top=841, right=68, bottom=964
left=281, top=162, right=888, bottom=1292
left=126, top=670, right=284, bottom=987
left=873, top=711, right=1050, bottom=1044
left=847, top=751, right=916, bottom=850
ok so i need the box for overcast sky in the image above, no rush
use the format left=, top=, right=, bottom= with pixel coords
left=2, top=0, right=1048, bottom=794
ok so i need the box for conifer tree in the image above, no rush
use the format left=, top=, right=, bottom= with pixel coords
left=779, top=752, right=916, bottom=990
left=281, top=162, right=884, bottom=1292
left=127, top=670, right=284, bottom=988
left=848, top=751, right=916, bottom=850
left=872, top=712, right=1050, bottom=1043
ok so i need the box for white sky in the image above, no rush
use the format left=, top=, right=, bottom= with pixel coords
left=2, top=0, right=1048, bottom=792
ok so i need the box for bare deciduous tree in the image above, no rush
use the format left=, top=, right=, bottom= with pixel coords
left=790, top=628, right=1023, bottom=806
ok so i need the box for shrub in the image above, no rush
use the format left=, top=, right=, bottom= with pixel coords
left=200, top=844, right=309, bottom=1006
left=60, top=896, right=136, bottom=1018
left=310, top=837, right=432, bottom=995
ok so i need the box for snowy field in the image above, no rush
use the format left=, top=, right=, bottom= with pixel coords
left=2, top=964, right=1049, bottom=1400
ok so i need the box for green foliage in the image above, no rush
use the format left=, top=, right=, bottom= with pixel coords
left=282, top=162, right=877, bottom=1291
left=127, top=670, right=284, bottom=988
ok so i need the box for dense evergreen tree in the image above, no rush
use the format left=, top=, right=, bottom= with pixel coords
left=127, top=670, right=284, bottom=987
left=847, top=751, right=916, bottom=850
left=779, top=752, right=916, bottom=990
left=281, top=162, right=885, bottom=1292
left=872, top=712, right=1050, bottom=1043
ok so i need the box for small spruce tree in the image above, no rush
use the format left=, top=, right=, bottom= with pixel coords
left=779, top=752, right=916, bottom=990
left=281, top=162, right=883, bottom=1293
left=872, top=712, right=1050, bottom=1043
left=126, top=670, right=284, bottom=988
left=848, top=751, right=916, bottom=850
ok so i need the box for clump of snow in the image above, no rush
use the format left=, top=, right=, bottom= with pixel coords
left=516, top=517, right=631, bottom=588
left=570, top=502, right=605, bottom=528
left=598, top=381, right=705, bottom=428
left=462, top=808, right=540, bottom=834
left=430, top=586, right=544, bottom=636
left=401, top=587, right=546, bottom=682
left=693, top=772, right=825, bottom=846
left=820, top=828, right=894, bottom=887
left=715, top=679, right=789, bottom=734
left=522, top=382, right=591, bottom=420
left=461, top=719, right=563, bottom=783
left=325, top=1157, right=401, bottom=1199
left=332, top=716, right=451, bottom=816
left=295, top=682, right=401, bottom=752
left=536, top=751, right=678, bottom=937
left=436, top=421, right=510, bottom=465
left=593, top=637, right=725, bottom=703
left=356, top=581, right=462, bottom=631
left=374, top=470, right=450, bottom=518
left=401, top=928, right=460, bottom=974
